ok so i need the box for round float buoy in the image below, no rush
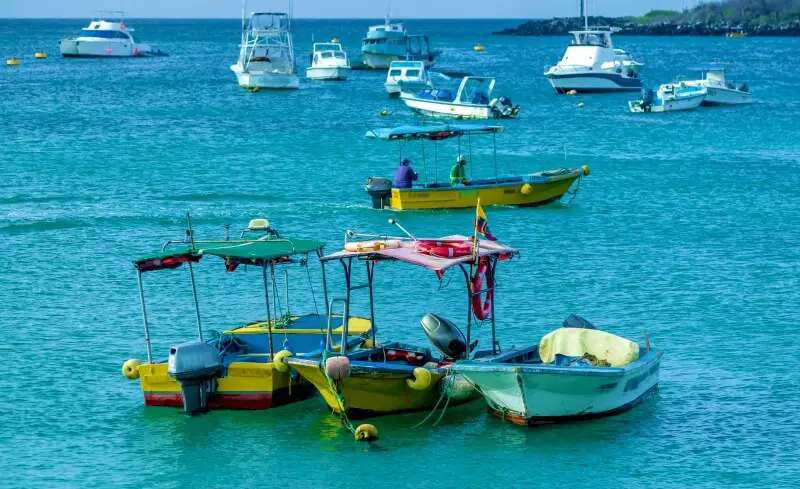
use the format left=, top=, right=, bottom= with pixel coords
left=520, top=183, right=533, bottom=195
left=7, top=56, right=20, bottom=66
left=273, top=349, right=292, bottom=373
left=578, top=102, right=585, bottom=108
left=251, top=86, right=260, bottom=93
left=325, top=356, right=351, bottom=380
left=474, top=44, right=485, bottom=52
left=122, top=358, right=142, bottom=379
left=566, top=89, right=578, bottom=96
left=406, top=367, right=433, bottom=390
left=582, top=165, right=590, bottom=176
left=380, top=110, right=390, bottom=116
left=354, top=423, right=378, bottom=442
left=34, top=51, right=47, bottom=59
left=331, top=37, right=340, bottom=43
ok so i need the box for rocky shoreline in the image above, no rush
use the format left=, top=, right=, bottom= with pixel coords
left=493, top=17, right=800, bottom=37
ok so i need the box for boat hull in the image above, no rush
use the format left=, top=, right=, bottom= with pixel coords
left=387, top=168, right=584, bottom=210
left=546, top=72, right=642, bottom=93
left=400, top=94, right=496, bottom=119
left=702, top=86, right=752, bottom=105
left=138, top=361, right=315, bottom=410
left=629, top=92, right=705, bottom=113
left=231, top=65, right=300, bottom=89
left=60, top=39, right=151, bottom=58
left=456, top=349, right=662, bottom=426
left=361, top=51, right=435, bottom=70
left=306, top=66, right=350, bottom=81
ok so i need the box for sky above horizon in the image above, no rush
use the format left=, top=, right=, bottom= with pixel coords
left=1, top=1, right=704, bottom=19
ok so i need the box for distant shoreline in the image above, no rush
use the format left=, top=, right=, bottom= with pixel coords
left=494, top=16, right=800, bottom=37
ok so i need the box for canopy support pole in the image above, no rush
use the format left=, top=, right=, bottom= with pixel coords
left=136, top=270, right=154, bottom=364
left=434, top=140, right=438, bottom=183
left=262, top=263, right=275, bottom=358
left=459, top=264, right=473, bottom=361
left=493, top=132, right=498, bottom=183
left=421, top=139, right=428, bottom=186
left=490, top=257, right=497, bottom=355
left=366, top=260, right=376, bottom=345
left=468, top=131, right=473, bottom=180
left=339, top=258, right=353, bottom=354
left=187, top=262, right=203, bottom=342
left=318, top=250, right=329, bottom=317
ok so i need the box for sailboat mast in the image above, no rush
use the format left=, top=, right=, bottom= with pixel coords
left=582, top=0, right=588, bottom=30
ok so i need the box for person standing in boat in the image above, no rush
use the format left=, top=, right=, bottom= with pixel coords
left=449, top=155, right=471, bottom=186
left=393, top=158, right=418, bottom=189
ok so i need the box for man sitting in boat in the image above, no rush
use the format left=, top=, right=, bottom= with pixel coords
left=393, top=158, right=419, bottom=189
left=449, top=155, right=472, bottom=186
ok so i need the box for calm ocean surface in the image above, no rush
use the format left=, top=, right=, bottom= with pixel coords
left=1, top=18, right=799, bottom=488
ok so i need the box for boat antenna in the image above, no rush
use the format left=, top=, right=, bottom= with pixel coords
left=388, top=218, right=416, bottom=241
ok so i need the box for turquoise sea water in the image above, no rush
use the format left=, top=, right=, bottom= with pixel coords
left=2, top=18, right=800, bottom=488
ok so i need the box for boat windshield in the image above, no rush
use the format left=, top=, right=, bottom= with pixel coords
left=459, top=78, right=493, bottom=104
left=251, top=13, right=289, bottom=32
left=572, top=32, right=610, bottom=47
left=79, top=29, right=131, bottom=39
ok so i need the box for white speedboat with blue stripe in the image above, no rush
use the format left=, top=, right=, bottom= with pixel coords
left=400, top=76, right=520, bottom=119
left=629, top=84, right=707, bottom=113
left=59, top=11, right=164, bottom=58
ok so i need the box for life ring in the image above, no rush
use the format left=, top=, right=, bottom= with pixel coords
left=345, top=239, right=402, bottom=252
left=471, top=258, right=494, bottom=320
left=414, top=239, right=472, bottom=258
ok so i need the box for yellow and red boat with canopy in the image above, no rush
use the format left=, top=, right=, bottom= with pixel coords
left=126, top=216, right=371, bottom=413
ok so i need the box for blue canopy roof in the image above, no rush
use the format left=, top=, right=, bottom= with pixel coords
left=365, top=124, right=504, bottom=141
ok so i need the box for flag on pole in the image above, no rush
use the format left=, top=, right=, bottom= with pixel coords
left=474, top=202, right=497, bottom=241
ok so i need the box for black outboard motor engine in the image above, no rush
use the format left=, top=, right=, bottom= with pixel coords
left=562, top=313, right=597, bottom=330
left=489, top=96, right=519, bottom=118
left=365, top=177, right=392, bottom=209
left=167, top=341, right=222, bottom=414
left=421, top=313, right=475, bottom=360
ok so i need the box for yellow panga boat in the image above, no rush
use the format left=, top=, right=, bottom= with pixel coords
left=364, top=124, right=589, bottom=210
left=127, top=217, right=372, bottom=413
left=281, top=220, right=519, bottom=420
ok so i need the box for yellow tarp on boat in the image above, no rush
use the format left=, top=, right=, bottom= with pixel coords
left=539, top=328, right=639, bottom=368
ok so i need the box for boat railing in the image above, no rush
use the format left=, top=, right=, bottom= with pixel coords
left=548, top=64, right=594, bottom=74
left=325, top=298, right=349, bottom=354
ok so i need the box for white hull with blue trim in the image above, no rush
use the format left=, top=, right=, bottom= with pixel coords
left=547, top=72, right=642, bottom=93
left=454, top=346, right=661, bottom=424
left=629, top=84, right=707, bottom=113
left=400, top=76, right=519, bottom=120
left=59, top=12, right=154, bottom=58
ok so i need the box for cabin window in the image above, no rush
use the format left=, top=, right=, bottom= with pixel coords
left=321, top=52, right=333, bottom=58
left=389, top=69, right=402, bottom=76
left=80, top=29, right=130, bottom=39
left=406, top=69, right=420, bottom=77
left=333, top=52, right=345, bottom=59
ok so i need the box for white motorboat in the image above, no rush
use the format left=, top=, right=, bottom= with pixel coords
left=360, top=15, right=439, bottom=70
left=400, top=76, right=519, bottom=119
left=231, top=9, right=298, bottom=89
left=544, top=1, right=643, bottom=93
left=682, top=64, right=752, bottom=105
left=453, top=317, right=662, bottom=426
left=628, top=84, right=707, bottom=113
left=59, top=11, right=162, bottom=58
left=306, top=42, right=350, bottom=80
left=384, top=60, right=433, bottom=97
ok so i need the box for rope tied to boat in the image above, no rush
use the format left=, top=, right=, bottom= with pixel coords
left=564, top=172, right=583, bottom=204
left=412, top=371, right=455, bottom=428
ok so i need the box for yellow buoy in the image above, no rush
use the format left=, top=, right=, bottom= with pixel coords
left=566, top=89, right=578, bottom=96
left=582, top=165, right=591, bottom=176
left=380, top=110, right=390, bottom=116
left=7, top=56, right=20, bottom=66
left=520, top=183, right=533, bottom=195
left=122, top=359, right=142, bottom=379
left=578, top=102, right=585, bottom=108
left=331, top=37, right=340, bottom=43
left=355, top=424, right=379, bottom=442
left=273, top=350, right=292, bottom=373
left=34, top=51, right=47, bottom=59
left=250, top=86, right=260, bottom=93
left=406, top=367, right=432, bottom=390
left=474, top=44, right=485, bottom=52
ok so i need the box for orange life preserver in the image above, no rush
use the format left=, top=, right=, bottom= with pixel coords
left=471, top=258, right=494, bottom=320
left=414, top=239, right=472, bottom=258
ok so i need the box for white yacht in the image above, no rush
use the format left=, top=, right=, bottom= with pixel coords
left=59, top=11, right=160, bottom=58
left=384, top=60, right=432, bottom=97
left=682, top=64, right=752, bottom=105
left=544, top=1, right=643, bottom=93
left=306, top=42, right=350, bottom=80
left=360, top=16, right=438, bottom=70
left=231, top=10, right=298, bottom=89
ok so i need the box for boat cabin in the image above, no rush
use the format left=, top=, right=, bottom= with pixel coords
left=387, top=61, right=425, bottom=82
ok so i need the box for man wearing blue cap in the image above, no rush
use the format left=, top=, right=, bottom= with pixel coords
left=393, top=157, right=418, bottom=189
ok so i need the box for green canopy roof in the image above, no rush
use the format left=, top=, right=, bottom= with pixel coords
left=134, top=237, right=325, bottom=272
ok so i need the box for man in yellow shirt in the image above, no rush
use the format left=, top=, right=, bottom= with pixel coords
left=449, top=155, right=471, bottom=186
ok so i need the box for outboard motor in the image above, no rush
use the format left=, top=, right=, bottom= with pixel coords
left=640, top=88, right=654, bottom=112
left=421, top=313, right=474, bottom=360
left=365, top=177, right=392, bottom=209
left=489, top=96, right=519, bottom=118
left=562, top=313, right=597, bottom=330
left=167, top=341, right=222, bottom=414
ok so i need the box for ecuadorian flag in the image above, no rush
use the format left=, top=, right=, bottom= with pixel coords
left=474, top=203, right=497, bottom=241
